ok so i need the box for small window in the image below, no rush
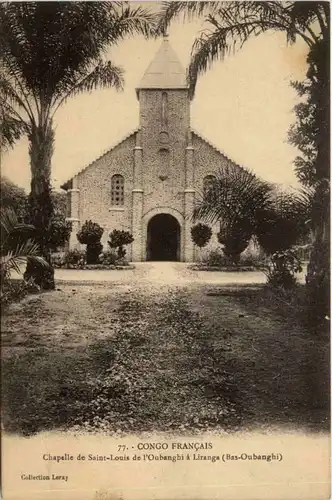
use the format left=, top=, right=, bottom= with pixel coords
left=158, top=148, right=170, bottom=181
left=111, top=174, right=124, bottom=205
left=161, top=92, right=168, bottom=128
left=66, top=191, right=72, bottom=218
left=203, top=175, right=216, bottom=195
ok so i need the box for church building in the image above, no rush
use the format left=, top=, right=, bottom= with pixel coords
left=62, top=38, right=241, bottom=262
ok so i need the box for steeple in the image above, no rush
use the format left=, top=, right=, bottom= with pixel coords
left=136, top=37, right=188, bottom=96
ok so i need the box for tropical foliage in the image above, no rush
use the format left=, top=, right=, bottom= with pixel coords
left=264, top=249, right=303, bottom=289
left=0, top=2, right=156, bottom=288
left=289, top=37, right=329, bottom=187
left=48, top=214, right=72, bottom=252
left=0, top=176, right=27, bottom=221
left=159, top=1, right=329, bottom=315
left=0, top=178, right=72, bottom=251
left=158, top=1, right=329, bottom=97
left=194, top=166, right=312, bottom=264
left=255, top=188, right=312, bottom=255
left=0, top=208, right=48, bottom=290
left=193, top=165, right=273, bottom=263
left=289, top=31, right=330, bottom=317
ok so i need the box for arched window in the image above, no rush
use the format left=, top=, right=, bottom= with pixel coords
left=111, top=174, right=124, bottom=205
left=158, top=148, right=170, bottom=181
left=161, top=92, right=168, bottom=128
left=203, top=175, right=216, bottom=194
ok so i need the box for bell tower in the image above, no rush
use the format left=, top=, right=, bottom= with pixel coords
left=132, top=37, right=194, bottom=261
left=136, top=36, right=190, bottom=167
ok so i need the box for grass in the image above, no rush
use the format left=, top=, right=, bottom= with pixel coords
left=1, top=282, right=330, bottom=436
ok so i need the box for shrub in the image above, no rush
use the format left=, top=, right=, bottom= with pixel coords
left=217, top=226, right=250, bottom=264
left=202, top=246, right=266, bottom=269
left=1, top=278, right=40, bottom=308
left=1, top=208, right=49, bottom=291
left=264, top=249, right=302, bottom=289
left=202, top=250, right=233, bottom=267
left=99, top=250, right=118, bottom=266
left=51, top=252, right=66, bottom=268
left=239, top=243, right=267, bottom=267
left=108, top=230, right=134, bottom=259
left=0, top=176, right=27, bottom=222
left=77, top=221, right=104, bottom=264
left=63, top=249, right=86, bottom=268
left=256, top=191, right=311, bottom=255
left=86, top=242, right=103, bottom=264
left=191, top=223, right=212, bottom=248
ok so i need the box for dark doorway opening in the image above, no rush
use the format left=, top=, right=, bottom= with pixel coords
left=147, top=214, right=180, bottom=261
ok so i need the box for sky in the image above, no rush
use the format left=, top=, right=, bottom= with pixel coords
left=1, top=4, right=309, bottom=192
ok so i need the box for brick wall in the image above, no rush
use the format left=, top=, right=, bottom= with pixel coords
left=75, top=133, right=136, bottom=253
left=68, top=95, right=243, bottom=262
left=139, top=89, right=190, bottom=218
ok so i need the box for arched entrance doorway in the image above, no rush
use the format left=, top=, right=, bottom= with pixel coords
left=147, top=214, right=180, bottom=261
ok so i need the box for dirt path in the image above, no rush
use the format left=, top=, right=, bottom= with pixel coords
left=1, top=275, right=329, bottom=436
left=52, top=261, right=307, bottom=285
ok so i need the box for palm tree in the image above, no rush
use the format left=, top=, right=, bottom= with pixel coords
left=0, top=2, right=157, bottom=288
left=193, top=166, right=312, bottom=264
left=193, top=165, right=274, bottom=263
left=0, top=208, right=48, bottom=290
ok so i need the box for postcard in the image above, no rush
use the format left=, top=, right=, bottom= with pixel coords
left=1, top=2, right=330, bottom=499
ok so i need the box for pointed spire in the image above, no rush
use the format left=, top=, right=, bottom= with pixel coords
left=137, top=38, right=188, bottom=93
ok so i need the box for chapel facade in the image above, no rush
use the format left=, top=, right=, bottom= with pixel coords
left=62, top=38, right=240, bottom=262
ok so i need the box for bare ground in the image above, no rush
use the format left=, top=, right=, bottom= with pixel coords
left=1, top=275, right=330, bottom=436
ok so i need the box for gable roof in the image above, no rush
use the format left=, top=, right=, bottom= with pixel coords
left=60, top=127, right=244, bottom=190
left=136, top=37, right=188, bottom=94
left=60, top=129, right=138, bottom=190
left=191, top=128, right=243, bottom=169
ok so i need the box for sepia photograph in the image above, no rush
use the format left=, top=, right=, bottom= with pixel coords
left=0, top=1, right=330, bottom=499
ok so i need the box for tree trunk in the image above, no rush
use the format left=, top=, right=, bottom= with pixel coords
left=24, top=122, right=55, bottom=290
left=305, top=181, right=330, bottom=324
left=305, top=40, right=330, bottom=326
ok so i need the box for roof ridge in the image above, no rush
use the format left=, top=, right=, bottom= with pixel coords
left=191, top=128, right=243, bottom=169
left=61, top=128, right=138, bottom=189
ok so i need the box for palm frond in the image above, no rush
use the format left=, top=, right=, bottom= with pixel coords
left=14, top=239, right=46, bottom=260
left=1, top=254, right=22, bottom=277
left=0, top=74, right=29, bottom=119
left=52, top=61, right=124, bottom=113
left=157, top=1, right=323, bottom=96
left=188, top=22, right=254, bottom=98
left=0, top=3, right=39, bottom=123
left=111, top=4, right=158, bottom=39
left=1, top=239, right=48, bottom=281
left=0, top=207, right=20, bottom=238
left=187, top=1, right=296, bottom=96
left=0, top=207, right=36, bottom=251
left=193, top=165, right=274, bottom=227
left=157, top=1, right=219, bottom=35
left=0, top=111, right=28, bottom=150
left=288, top=1, right=328, bottom=32
left=47, top=2, right=156, bottom=104
left=1, top=2, right=157, bottom=123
